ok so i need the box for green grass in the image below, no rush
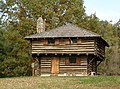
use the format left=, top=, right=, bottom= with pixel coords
left=0, top=76, right=120, bottom=89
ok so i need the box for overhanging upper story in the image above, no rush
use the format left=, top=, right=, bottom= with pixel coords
left=25, top=23, right=109, bottom=60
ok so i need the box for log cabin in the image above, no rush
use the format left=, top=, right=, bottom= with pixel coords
left=25, top=17, right=109, bottom=76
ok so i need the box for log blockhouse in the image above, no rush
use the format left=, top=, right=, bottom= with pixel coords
left=25, top=21, right=109, bottom=76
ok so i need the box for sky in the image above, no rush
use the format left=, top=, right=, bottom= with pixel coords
left=84, top=0, right=120, bottom=23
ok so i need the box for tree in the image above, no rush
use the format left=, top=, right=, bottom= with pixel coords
left=0, top=27, right=32, bottom=77
left=0, top=0, right=86, bottom=35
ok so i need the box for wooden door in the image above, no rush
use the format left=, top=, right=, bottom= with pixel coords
left=51, top=57, right=60, bottom=74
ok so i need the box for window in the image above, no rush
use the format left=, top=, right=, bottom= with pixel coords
left=69, top=57, right=76, bottom=64
left=60, top=38, right=69, bottom=45
left=65, top=56, right=81, bottom=65
left=48, top=39, right=55, bottom=44
left=70, top=38, right=77, bottom=44
left=60, top=38, right=64, bottom=44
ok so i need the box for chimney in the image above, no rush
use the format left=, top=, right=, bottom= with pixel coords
left=36, top=17, right=45, bottom=33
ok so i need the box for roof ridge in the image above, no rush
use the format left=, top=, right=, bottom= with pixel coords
left=25, top=23, right=101, bottom=38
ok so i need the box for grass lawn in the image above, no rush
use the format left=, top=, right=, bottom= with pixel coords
left=0, top=76, right=120, bottom=89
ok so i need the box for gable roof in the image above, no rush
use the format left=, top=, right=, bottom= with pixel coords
left=25, top=23, right=109, bottom=47
left=25, top=23, right=100, bottom=38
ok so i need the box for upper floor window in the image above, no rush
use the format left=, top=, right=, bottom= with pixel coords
left=70, top=38, right=77, bottom=44
left=60, top=38, right=69, bottom=45
left=60, top=38, right=64, bottom=44
left=48, top=39, right=55, bottom=45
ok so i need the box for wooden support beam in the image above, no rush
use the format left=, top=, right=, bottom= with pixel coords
left=87, top=56, right=96, bottom=74
left=97, top=61, right=102, bottom=67
left=37, top=54, right=39, bottom=56
left=86, top=52, right=88, bottom=55
left=38, top=57, right=41, bottom=75
left=89, top=57, right=96, bottom=64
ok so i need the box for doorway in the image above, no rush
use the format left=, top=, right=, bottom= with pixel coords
left=51, top=57, right=60, bottom=74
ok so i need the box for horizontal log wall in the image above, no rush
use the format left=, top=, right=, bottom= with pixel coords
left=40, top=56, right=88, bottom=75
left=95, top=39, right=105, bottom=57
left=41, top=57, right=51, bottom=74
left=32, top=38, right=95, bottom=54
left=60, top=56, right=87, bottom=75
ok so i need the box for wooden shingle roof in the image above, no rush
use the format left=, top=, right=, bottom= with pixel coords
left=25, top=23, right=109, bottom=47
left=25, top=23, right=100, bottom=38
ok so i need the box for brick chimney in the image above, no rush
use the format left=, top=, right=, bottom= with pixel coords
left=36, top=17, right=45, bottom=33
